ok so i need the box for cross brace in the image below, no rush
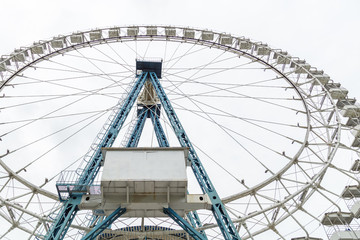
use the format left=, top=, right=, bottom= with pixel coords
left=82, top=207, right=126, bottom=240
left=163, top=207, right=206, bottom=240
left=126, top=106, right=148, bottom=147
left=149, top=107, right=170, bottom=147
left=45, top=196, right=81, bottom=240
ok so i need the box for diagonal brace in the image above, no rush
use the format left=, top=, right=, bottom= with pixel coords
left=163, top=207, right=206, bottom=240
left=149, top=108, right=169, bottom=147
left=126, top=106, right=148, bottom=147
left=82, top=207, right=126, bottom=240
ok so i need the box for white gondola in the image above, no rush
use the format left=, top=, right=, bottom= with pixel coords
left=108, top=28, right=120, bottom=38
left=346, top=118, right=360, bottom=127
left=295, top=63, right=311, bottom=74
left=337, top=99, right=356, bottom=109
left=341, top=104, right=360, bottom=118
left=0, top=63, right=5, bottom=71
left=352, top=138, right=360, bottom=148
left=273, top=51, right=288, bottom=59
left=51, top=39, right=64, bottom=48
left=352, top=126, right=360, bottom=146
left=220, top=35, right=232, bottom=45
left=290, top=59, right=305, bottom=68
left=183, top=29, right=195, bottom=38
left=351, top=160, right=360, bottom=172
left=70, top=34, right=83, bottom=43
left=325, top=83, right=349, bottom=99
left=307, top=69, right=324, bottom=78
left=238, top=40, right=252, bottom=50
left=351, top=125, right=360, bottom=138
left=321, top=212, right=354, bottom=225
left=127, top=27, right=139, bottom=36
left=146, top=27, right=157, bottom=35
left=341, top=185, right=360, bottom=198
left=89, top=30, right=102, bottom=40
left=312, top=74, right=330, bottom=85
left=30, top=45, right=44, bottom=54
left=11, top=52, right=25, bottom=62
left=330, top=230, right=360, bottom=240
left=165, top=27, right=176, bottom=36
left=275, top=51, right=291, bottom=64
left=257, top=45, right=270, bottom=55
left=201, top=31, right=214, bottom=40
left=351, top=201, right=360, bottom=218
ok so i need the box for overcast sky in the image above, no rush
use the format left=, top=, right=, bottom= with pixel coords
left=0, top=1, right=359, bottom=238
left=1, top=0, right=359, bottom=100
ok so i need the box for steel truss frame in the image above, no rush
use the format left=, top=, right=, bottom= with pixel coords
left=47, top=72, right=241, bottom=240
left=125, top=101, right=207, bottom=239
left=46, top=72, right=149, bottom=240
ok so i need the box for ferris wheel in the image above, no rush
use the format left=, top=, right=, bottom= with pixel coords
left=0, top=25, right=360, bottom=240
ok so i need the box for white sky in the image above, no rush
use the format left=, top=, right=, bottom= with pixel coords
left=0, top=0, right=360, bottom=239
left=1, top=0, right=359, bottom=99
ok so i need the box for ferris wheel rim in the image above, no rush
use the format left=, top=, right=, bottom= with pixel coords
left=0, top=25, right=348, bottom=239
left=0, top=24, right=331, bottom=186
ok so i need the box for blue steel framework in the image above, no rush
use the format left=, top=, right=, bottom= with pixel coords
left=126, top=103, right=207, bottom=239
left=45, top=72, right=149, bottom=240
left=47, top=71, right=241, bottom=240
left=82, top=208, right=126, bottom=240
left=163, top=208, right=206, bottom=240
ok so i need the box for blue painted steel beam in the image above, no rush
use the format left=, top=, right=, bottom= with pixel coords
left=149, top=108, right=169, bottom=147
left=46, top=73, right=149, bottom=240
left=163, top=208, right=205, bottom=240
left=187, top=211, right=207, bottom=239
left=126, top=106, right=148, bottom=147
left=45, top=195, right=81, bottom=240
left=149, top=72, right=241, bottom=240
left=82, top=207, right=126, bottom=240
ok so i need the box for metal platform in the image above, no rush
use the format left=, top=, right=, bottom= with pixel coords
left=78, top=147, right=211, bottom=217
left=55, top=170, right=100, bottom=201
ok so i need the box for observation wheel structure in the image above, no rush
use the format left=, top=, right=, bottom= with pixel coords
left=0, top=25, right=359, bottom=240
